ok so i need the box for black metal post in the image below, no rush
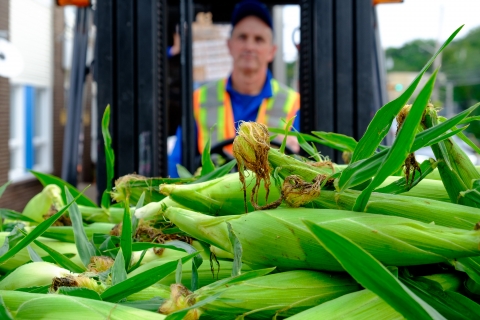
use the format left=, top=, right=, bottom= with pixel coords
left=61, top=8, right=90, bottom=186
left=299, top=0, right=382, bottom=163
left=155, top=0, right=169, bottom=177
left=179, top=0, right=196, bottom=174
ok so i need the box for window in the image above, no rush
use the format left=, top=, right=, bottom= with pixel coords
left=9, top=85, right=53, bottom=181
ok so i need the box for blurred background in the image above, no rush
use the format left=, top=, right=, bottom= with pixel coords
left=0, top=0, right=479, bottom=210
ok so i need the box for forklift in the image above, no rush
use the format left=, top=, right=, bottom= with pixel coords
left=60, top=0, right=394, bottom=205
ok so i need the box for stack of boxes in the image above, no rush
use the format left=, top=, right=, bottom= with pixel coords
left=192, top=12, right=232, bottom=83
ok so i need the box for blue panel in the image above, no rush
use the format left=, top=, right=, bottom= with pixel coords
left=25, top=86, right=35, bottom=170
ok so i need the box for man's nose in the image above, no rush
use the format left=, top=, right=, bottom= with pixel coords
left=244, top=37, right=255, bottom=50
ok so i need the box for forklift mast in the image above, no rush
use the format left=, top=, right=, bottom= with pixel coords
left=90, top=0, right=386, bottom=205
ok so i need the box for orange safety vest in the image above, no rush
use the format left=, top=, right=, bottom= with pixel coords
left=193, top=78, right=300, bottom=154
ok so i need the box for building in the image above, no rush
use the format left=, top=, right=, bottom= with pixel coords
left=0, top=0, right=65, bottom=212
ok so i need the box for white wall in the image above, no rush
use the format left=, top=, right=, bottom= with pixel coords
left=9, top=0, right=53, bottom=87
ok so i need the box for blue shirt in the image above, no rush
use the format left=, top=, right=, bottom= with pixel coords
left=168, top=71, right=300, bottom=177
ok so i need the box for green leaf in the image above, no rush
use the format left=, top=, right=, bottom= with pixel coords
left=0, top=227, right=24, bottom=256
left=129, top=239, right=203, bottom=291
left=0, top=181, right=11, bottom=200
left=120, top=199, right=132, bottom=270
left=351, top=25, right=463, bottom=163
left=353, top=68, right=439, bottom=211
left=312, top=131, right=358, bottom=152
left=455, top=129, right=480, bottom=154
left=30, top=171, right=97, bottom=207
left=112, top=248, right=127, bottom=285
left=65, top=187, right=97, bottom=268
left=201, top=126, right=216, bottom=176
left=57, top=287, right=102, bottom=300
left=176, top=164, right=193, bottom=178
left=302, top=220, right=445, bottom=320
left=227, top=222, right=242, bottom=277
left=402, top=276, right=480, bottom=319
left=453, top=257, right=480, bottom=285
left=0, top=194, right=81, bottom=265
left=101, top=105, right=115, bottom=209
left=202, top=268, right=275, bottom=291
left=175, top=259, right=183, bottom=284
left=132, top=192, right=145, bottom=232
left=30, top=238, right=84, bottom=273
left=279, top=117, right=295, bottom=154
left=0, top=296, right=13, bottom=320
left=375, top=159, right=437, bottom=194
left=127, top=250, right=148, bottom=273
left=412, top=103, right=479, bottom=151
left=15, top=285, right=50, bottom=293
left=26, top=245, right=43, bottom=262
left=192, top=159, right=237, bottom=184
left=0, top=209, right=36, bottom=223
left=294, top=128, right=320, bottom=161
left=100, top=253, right=196, bottom=302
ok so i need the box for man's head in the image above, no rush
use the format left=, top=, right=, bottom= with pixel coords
left=227, top=1, right=277, bottom=75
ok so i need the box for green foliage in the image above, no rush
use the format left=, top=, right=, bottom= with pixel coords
left=386, top=39, right=436, bottom=72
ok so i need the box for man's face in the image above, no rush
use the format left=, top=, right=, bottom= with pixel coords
left=227, top=16, right=277, bottom=73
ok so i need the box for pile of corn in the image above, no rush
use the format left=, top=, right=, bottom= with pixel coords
left=1, top=25, right=480, bottom=319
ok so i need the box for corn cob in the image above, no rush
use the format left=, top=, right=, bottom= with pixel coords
left=421, top=104, right=480, bottom=207
left=0, top=290, right=167, bottom=319
left=165, top=207, right=480, bottom=272
left=22, top=184, right=64, bottom=223
left=232, top=122, right=336, bottom=211
left=0, top=261, right=72, bottom=290
left=0, top=232, right=82, bottom=273
left=125, top=283, right=171, bottom=301
left=134, top=197, right=185, bottom=221
left=159, top=171, right=280, bottom=215
left=77, top=205, right=124, bottom=224
left=309, top=189, right=480, bottom=230
left=159, top=270, right=360, bottom=319
left=111, top=174, right=194, bottom=205
left=286, top=289, right=402, bottom=320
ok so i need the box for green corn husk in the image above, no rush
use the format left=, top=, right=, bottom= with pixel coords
left=210, top=245, right=234, bottom=260
left=422, top=105, right=480, bottom=207
left=0, top=232, right=82, bottom=273
left=129, top=257, right=252, bottom=289
left=427, top=166, right=480, bottom=181
left=28, top=222, right=116, bottom=243
left=0, top=261, right=73, bottom=290
left=309, top=189, right=480, bottom=230
left=78, top=205, right=124, bottom=224
left=285, top=289, right=402, bottom=320
left=0, top=290, right=166, bottom=319
left=165, top=207, right=480, bottom=272
left=22, top=184, right=64, bottom=223
left=420, top=273, right=462, bottom=292
left=160, top=270, right=360, bottom=319
left=159, top=172, right=281, bottom=215
left=111, top=174, right=194, bottom=205
left=125, top=283, right=171, bottom=301
left=134, top=197, right=185, bottom=221
left=268, top=148, right=338, bottom=180
left=379, top=176, right=450, bottom=203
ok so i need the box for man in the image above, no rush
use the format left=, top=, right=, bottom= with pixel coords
left=168, top=0, right=300, bottom=177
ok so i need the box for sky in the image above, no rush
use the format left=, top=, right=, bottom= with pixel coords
left=282, top=0, right=480, bottom=62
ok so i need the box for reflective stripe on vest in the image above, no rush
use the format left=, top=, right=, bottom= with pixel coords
left=194, top=78, right=299, bottom=153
